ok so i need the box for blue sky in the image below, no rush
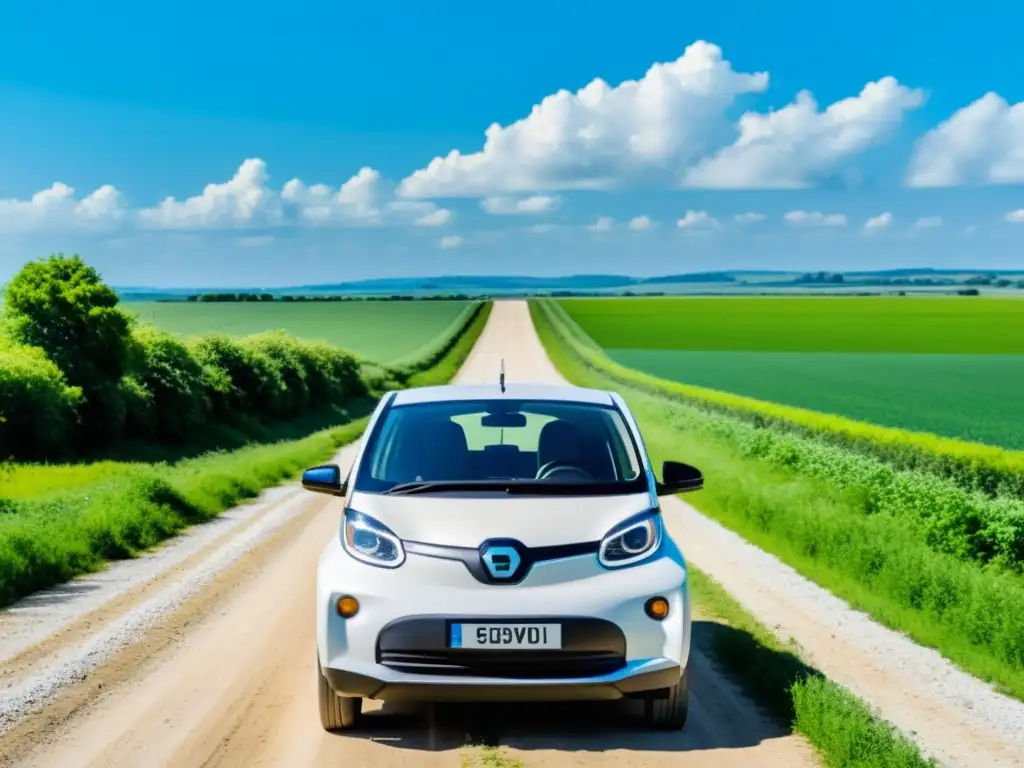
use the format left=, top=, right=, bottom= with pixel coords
left=1, top=0, right=1023, bottom=287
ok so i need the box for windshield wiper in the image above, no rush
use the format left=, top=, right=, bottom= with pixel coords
left=382, top=479, right=641, bottom=496
left=384, top=480, right=516, bottom=496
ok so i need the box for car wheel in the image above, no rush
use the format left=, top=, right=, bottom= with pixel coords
left=644, top=667, right=689, bottom=730
left=318, top=658, right=362, bottom=731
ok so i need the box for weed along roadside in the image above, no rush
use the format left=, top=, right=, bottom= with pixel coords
left=0, top=260, right=492, bottom=607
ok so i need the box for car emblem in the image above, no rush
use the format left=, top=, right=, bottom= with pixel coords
left=480, top=545, right=522, bottom=580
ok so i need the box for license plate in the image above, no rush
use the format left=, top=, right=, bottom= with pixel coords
left=450, top=623, right=562, bottom=650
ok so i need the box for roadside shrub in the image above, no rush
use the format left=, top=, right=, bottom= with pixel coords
left=119, top=373, right=156, bottom=438
left=359, top=362, right=402, bottom=396
left=241, top=332, right=311, bottom=418
left=0, top=344, right=82, bottom=460
left=300, top=340, right=366, bottom=405
left=2, top=254, right=134, bottom=439
left=129, top=326, right=211, bottom=441
left=190, top=333, right=265, bottom=416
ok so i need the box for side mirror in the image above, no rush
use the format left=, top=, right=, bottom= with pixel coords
left=302, top=464, right=347, bottom=496
left=655, top=460, right=703, bottom=496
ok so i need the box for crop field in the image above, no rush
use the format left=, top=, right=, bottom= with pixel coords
left=561, top=297, right=1024, bottom=448
left=126, top=300, right=474, bottom=362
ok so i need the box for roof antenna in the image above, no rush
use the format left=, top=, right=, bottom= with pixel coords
left=499, top=358, right=506, bottom=393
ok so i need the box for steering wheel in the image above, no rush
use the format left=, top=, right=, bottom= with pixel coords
left=536, top=460, right=594, bottom=481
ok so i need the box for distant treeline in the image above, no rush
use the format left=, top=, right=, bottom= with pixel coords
left=179, top=292, right=481, bottom=303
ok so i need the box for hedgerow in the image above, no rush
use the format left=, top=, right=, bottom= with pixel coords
left=0, top=343, right=83, bottom=460
left=0, top=254, right=485, bottom=462
left=0, top=295, right=490, bottom=606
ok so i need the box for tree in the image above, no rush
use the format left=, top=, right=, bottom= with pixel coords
left=2, top=254, right=135, bottom=436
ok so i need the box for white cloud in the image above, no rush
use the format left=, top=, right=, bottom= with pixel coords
left=628, top=215, right=654, bottom=230
left=141, top=158, right=281, bottom=229
left=386, top=199, right=454, bottom=227
left=1005, top=210, right=1024, bottom=223
left=864, top=212, right=893, bottom=229
left=138, top=159, right=456, bottom=230
left=588, top=216, right=614, bottom=232
left=734, top=212, right=766, bottom=224
left=685, top=77, right=925, bottom=189
left=784, top=210, right=847, bottom=227
left=914, top=216, right=943, bottom=229
left=0, top=182, right=127, bottom=232
left=676, top=210, right=722, bottom=229
left=906, top=92, right=1024, bottom=187
left=237, top=235, right=274, bottom=247
left=481, top=195, right=561, bottom=215
left=282, top=166, right=382, bottom=225
left=413, top=207, right=453, bottom=226
left=439, top=235, right=463, bottom=249
left=398, top=41, right=769, bottom=197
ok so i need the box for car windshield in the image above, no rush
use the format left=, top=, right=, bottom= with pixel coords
left=353, top=398, right=646, bottom=495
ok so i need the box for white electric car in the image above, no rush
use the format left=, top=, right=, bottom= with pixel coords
left=302, top=380, right=704, bottom=732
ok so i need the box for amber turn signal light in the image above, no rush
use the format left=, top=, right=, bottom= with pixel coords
left=336, top=595, right=360, bottom=618
left=644, top=596, right=670, bottom=620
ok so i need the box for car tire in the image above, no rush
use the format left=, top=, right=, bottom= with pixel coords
left=644, top=668, right=689, bottom=730
left=318, top=658, right=362, bottom=732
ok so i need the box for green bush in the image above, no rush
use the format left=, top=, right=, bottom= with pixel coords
left=2, top=254, right=135, bottom=440
left=129, top=326, right=212, bottom=441
left=190, top=333, right=271, bottom=417
left=299, top=339, right=366, bottom=405
left=0, top=343, right=83, bottom=460
left=241, top=332, right=311, bottom=418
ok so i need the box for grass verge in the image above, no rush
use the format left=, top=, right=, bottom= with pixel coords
left=689, top=567, right=936, bottom=767
left=0, top=301, right=492, bottom=607
left=532, top=299, right=1024, bottom=700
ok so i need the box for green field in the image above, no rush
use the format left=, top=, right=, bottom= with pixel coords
left=563, top=296, right=1024, bottom=353
left=562, top=297, right=1024, bottom=448
left=126, top=300, right=474, bottom=362
left=608, top=350, right=1024, bottom=449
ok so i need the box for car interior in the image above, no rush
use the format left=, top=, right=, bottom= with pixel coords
left=375, top=401, right=639, bottom=484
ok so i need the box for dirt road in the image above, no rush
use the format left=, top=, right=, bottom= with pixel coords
left=1, top=300, right=815, bottom=767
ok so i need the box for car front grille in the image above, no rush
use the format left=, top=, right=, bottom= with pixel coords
left=378, top=649, right=626, bottom=678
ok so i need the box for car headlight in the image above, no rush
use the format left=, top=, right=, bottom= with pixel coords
left=598, top=510, right=663, bottom=569
left=342, top=510, right=405, bottom=568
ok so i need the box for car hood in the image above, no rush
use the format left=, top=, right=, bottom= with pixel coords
left=347, top=490, right=656, bottom=548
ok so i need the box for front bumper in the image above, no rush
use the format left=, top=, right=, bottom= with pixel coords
left=324, top=660, right=683, bottom=702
